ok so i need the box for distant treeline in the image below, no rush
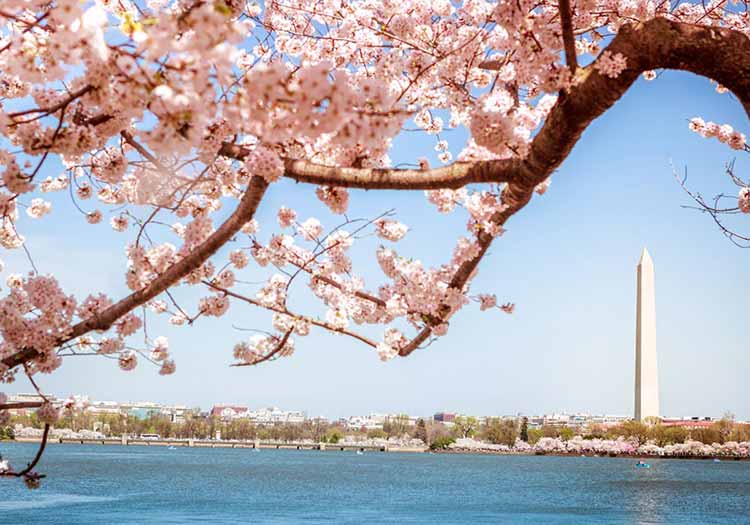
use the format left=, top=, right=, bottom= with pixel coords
left=6, top=412, right=749, bottom=448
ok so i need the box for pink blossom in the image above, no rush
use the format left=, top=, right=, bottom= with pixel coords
left=478, top=294, right=497, bottom=311
left=375, top=219, right=408, bottom=242
left=595, top=51, right=628, bottom=78
left=26, top=198, right=51, bottom=219
left=118, top=351, right=138, bottom=371
left=316, top=186, right=349, bottom=214
left=36, top=402, right=60, bottom=425
left=500, top=303, right=515, bottom=314
left=377, top=342, right=398, bottom=361
left=150, top=336, right=169, bottom=361
left=298, top=218, right=323, bottom=241
left=277, top=206, right=297, bottom=228
left=739, top=188, right=750, bottom=214
left=159, top=359, right=176, bottom=375
left=199, top=295, right=230, bottom=317
left=86, top=210, right=103, bottom=224
left=229, top=249, right=249, bottom=269
left=110, top=215, right=129, bottom=232
left=244, top=146, right=284, bottom=183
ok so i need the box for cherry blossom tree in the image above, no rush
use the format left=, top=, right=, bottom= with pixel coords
left=1, top=0, right=749, bottom=483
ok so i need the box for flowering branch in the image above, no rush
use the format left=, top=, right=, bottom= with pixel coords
left=0, top=424, right=50, bottom=488
left=1, top=176, right=269, bottom=370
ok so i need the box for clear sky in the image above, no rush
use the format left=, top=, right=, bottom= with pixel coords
left=3, top=70, right=748, bottom=420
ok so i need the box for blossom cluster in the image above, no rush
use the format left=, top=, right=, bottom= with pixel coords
left=0, top=0, right=746, bottom=384
left=449, top=435, right=750, bottom=458
left=688, top=118, right=747, bottom=150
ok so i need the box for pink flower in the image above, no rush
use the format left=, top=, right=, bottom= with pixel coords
left=377, top=342, right=398, bottom=361
left=316, top=186, right=349, bottom=214
left=375, top=219, right=408, bottom=241
left=150, top=336, right=169, bottom=361
left=37, top=402, right=60, bottom=425
left=119, top=351, right=138, bottom=371
left=478, top=294, right=497, bottom=311
left=199, top=295, right=230, bottom=316
left=110, top=215, right=129, bottom=232
left=298, top=218, right=322, bottom=241
left=739, top=188, right=749, bottom=214
left=244, top=146, right=284, bottom=183
left=500, top=303, right=515, bottom=314
left=26, top=198, right=51, bottom=219
left=229, top=249, right=249, bottom=269
left=277, top=206, right=297, bottom=228
left=86, top=210, right=103, bottom=224
left=595, top=51, right=628, bottom=78
left=159, top=359, right=176, bottom=375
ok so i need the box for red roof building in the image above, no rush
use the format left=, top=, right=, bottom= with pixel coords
left=210, top=405, right=249, bottom=420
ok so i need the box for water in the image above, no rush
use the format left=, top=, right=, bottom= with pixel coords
left=1, top=443, right=749, bottom=524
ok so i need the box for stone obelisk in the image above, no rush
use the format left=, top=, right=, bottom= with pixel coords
left=635, top=248, right=660, bottom=421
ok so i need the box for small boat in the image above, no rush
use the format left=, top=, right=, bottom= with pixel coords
left=713, top=458, right=721, bottom=463
left=356, top=450, right=364, bottom=455
left=635, top=461, right=650, bottom=469
left=167, top=446, right=176, bottom=450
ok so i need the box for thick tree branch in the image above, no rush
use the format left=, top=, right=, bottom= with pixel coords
left=0, top=402, right=43, bottom=411
left=219, top=143, right=521, bottom=190
left=399, top=18, right=750, bottom=355
left=1, top=176, right=269, bottom=370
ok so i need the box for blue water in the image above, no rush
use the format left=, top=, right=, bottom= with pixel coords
left=1, top=443, right=749, bottom=524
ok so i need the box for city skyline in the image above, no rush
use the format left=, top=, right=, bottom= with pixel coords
left=5, top=391, right=738, bottom=424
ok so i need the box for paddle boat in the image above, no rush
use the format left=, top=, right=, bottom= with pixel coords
left=635, top=460, right=651, bottom=468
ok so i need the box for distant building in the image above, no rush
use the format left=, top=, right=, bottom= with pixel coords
left=210, top=405, right=249, bottom=420
left=661, top=417, right=715, bottom=429
left=433, top=412, right=456, bottom=424
left=347, top=414, right=387, bottom=430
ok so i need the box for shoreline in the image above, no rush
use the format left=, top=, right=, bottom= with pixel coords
left=434, top=448, right=750, bottom=461
left=4, top=438, right=749, bottom=461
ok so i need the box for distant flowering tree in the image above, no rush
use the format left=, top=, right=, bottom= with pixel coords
left=1, top=0, right=750, bottom=483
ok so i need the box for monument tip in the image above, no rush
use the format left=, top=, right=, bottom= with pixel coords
left=638, top=247, right=652, bottom=266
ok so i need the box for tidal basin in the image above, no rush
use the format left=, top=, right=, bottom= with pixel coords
left=2, top=443, right=749, bottom=524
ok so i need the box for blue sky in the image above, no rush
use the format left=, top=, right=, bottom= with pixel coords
left=3, top=70, right=748, bottom=420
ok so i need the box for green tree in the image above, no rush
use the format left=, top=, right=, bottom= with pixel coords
left=452, top=416, right=479, bottom=438
left=429, top=436, right=455, bottom=450
left=325, top=429, right=342, bottom=444
left=413, top=418, right=428, bottom=444
left=482, top=418, right=517, bottom=446
left=367, top=428, right=387, bottom=439
left=559, top=426, right=575, bottom=441
left=519, top=417, right=529, bottom=442
left=527, top=428, right=543, bottom=444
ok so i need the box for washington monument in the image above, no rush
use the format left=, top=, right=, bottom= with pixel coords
left=635, top=248, right=660, bottom=421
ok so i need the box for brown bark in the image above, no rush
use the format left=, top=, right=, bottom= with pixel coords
left=558, top=0, right=578, bottom=74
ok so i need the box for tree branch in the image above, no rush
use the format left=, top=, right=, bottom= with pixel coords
left=219, top=143, right=521, bottom=190
left=0, top=402, right=43, bottom=411
left=1, top=176, right=269, bottom=370
left=205, top=282, right=378, bottom=348
left=400, top=18, right=750, bottom=355
left=558, top=0, right=578, bottom=74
